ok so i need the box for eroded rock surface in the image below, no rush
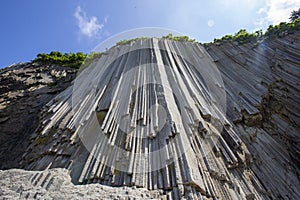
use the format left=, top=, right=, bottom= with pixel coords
left=0, top=32, right=299, bottom=200
left=0, top=168, right=164, bottom=199
left=0, top=63, right=77, bottom=169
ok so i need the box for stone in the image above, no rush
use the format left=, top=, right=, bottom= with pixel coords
left=0, top=116, right=9, bottom=123
left=0, top=32, right=300, bottom=199
left=0, top=168, right=165, bottom=199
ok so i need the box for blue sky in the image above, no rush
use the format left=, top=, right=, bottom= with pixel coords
left=1, top=0, right=300, bottom=68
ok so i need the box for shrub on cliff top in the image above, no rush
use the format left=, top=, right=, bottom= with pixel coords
left=34, top=51, right=87, bottom=68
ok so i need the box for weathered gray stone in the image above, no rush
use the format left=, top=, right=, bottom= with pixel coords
left=0, top=32, right=300, bottom=199
left=0, top=168, right=165, bottom=199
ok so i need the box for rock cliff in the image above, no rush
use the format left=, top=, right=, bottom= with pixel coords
left=0, top=32, right=299, bottom=200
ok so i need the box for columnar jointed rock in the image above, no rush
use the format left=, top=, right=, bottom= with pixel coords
left=7, top=33, right=300, bottom=199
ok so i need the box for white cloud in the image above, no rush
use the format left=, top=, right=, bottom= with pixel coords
left=257, top=7, right=266, bottom=15
left=74, top=6, right=105, bottom=38
left=207, top=19, right=215, bottom=27
left=256, top=0, right=300, bottom=29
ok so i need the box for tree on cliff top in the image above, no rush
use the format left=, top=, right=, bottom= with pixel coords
left=290, top=8, right=300, bottom=22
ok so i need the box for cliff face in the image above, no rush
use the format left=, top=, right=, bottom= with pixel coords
left=207, top=33, right=300, bottom=167
left=0, top=63, right=78, bottom=169
left=0, top=32, right=299, bottom=200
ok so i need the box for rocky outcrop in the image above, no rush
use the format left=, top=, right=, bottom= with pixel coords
left=207, top=32, right=300, bottom=166
left=0, top=32, right=299, bottom=200
left=205, top=33, right=300, bottom=199
left=0, top=63, right=78, bottom=169
left=0, top=168, right=164, bottom=199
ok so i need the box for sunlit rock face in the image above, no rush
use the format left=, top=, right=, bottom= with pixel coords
left=0, top=33, right=300, bottom=199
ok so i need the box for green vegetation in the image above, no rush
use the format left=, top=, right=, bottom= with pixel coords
left=115, top=34, right=196, bottom=46
left=211, top=18, right=300, bottom=45
left=77, top=51, right=106, bottom=71
left=265, top=19, right=300, bottom=38
left=33, top=51, right=107, bottom=69
left=83, top=51, right=104, bottom=65
left=208, top=9, right=300, bottom=45
left=33, top=51, right=87, bottom=68
left=213, top=29, right=261, bottom=44
left=116, top=37, right=148, bottom=45
left=162, top=34, right=196, bottom=43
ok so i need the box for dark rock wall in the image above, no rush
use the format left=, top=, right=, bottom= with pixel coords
left=0, top=63, right=77, bottom=169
